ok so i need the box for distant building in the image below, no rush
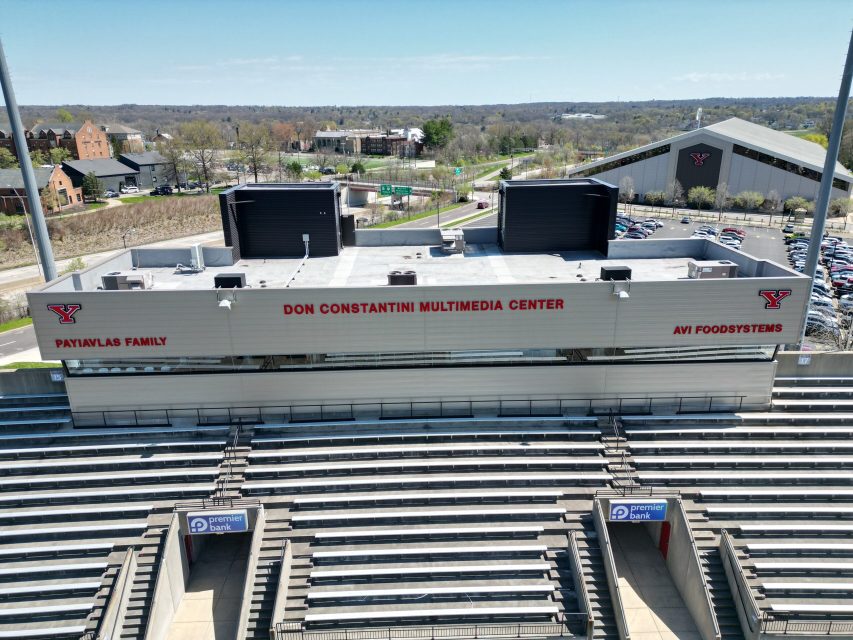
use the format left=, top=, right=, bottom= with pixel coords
left=361, top=134, right=409, bottom=157
left=102, top=124, right=145, bottom=154
left=151, top=129, right=173, bottom=144
left=566, top=117, right=852, bottom=202
left=0, top=166, right=83, bottom=214
left=314, top=129, right=380, bottom=154
left=118, top=152, right=170, bottom=189
left=390, top=127, right=425, bottom=142
left=559, top=113, right=607, bottom=120
left=14, top=120, right=111, bottom=161
left=62, top=158, right=140, bottom=193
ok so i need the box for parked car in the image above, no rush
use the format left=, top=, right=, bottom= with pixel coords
left=476, top=200, right=489, bottom=209
left=150, top=185, right=173, bottom=196
left=120, top=185, right=139, bottom=194
left=783, top=224, right=795, bottom=233
left=102, top=189, right=119, bottom=198
left=680, top=216, right=691, bottom=224
left=644, top=218, right=663, bottom=228
left=320, top=167, right=336, bottom=175
left=840, top=294, right=853, bottom=310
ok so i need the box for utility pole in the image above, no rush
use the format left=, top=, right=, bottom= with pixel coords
left=0, top=37, right=56, bottom=281
left=797, top=30, right=853, bottom=349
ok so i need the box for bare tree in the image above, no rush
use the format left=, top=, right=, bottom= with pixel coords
left=179, top=121, right=223, bottom=193
left=238, top=122, right=272, bottom=183
left=618, top=176, right=635, bottom=214
left=157, top=139, right=191, bottom=192
left=666, top=179, right=684, bottom=216
left=715, top=182, right=729, bottom=221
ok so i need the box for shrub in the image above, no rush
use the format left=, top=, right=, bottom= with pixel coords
left=734, top=191, right=765, bottom=211
left=687, top=186, right=715, bottom=210
left=829, top=198, right=852, bottom=218
left=643, top=191, right=666, bottom=207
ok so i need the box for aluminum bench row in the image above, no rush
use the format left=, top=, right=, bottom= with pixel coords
left=243, top=473, right=610, bottom=492
left=620, top=414, right=740, bottom=423
left=753, top=562, right=853, bottom=571
left=0, top=522, right=146, bottom=540
left=0, top=484, right=216, bottom=505
left=0, top=561, right=107, bottom=577
left=625, top=426, right=853, bottom=437
left=0, top=417, right=72, bottom=428
left=0, top=582, right=100, bottom=597
left=259, top=416, right=598, bottom=432
left=313, top=526, right=544, bottom=542
left=294, top=490, right=563, bottom=507
left=706, top=506, right=853, bottom=516
left=0, top=453, right=223, bottom=472
left=0, top=603, right=93, bottom=617
left=769, top=603, right=853, bottom=613
left=701, top=488, right=853, bottom=498
left=748, top=544, right=853, bottom=552
left=311, top=545, right=547, bottom=561
left=0, top=440, right=226, bottom=459
left=0, top=626, right=86, bottom=639
left=0, top=504, right=152, bottom=521
left=739, top=524, right=853, bottom=533
left=631, top=441, right=853, bottom=450
left=246, top=457, right=606, bottom=476
left=0, top=468, right=220, bottom=488
left=292, top=507, right=567, bottom=525
left=0, top=543, right=113, bottom=558
left=638, top=472, right=851, bottom=482
left=306, top=584, right=555, bottom=600
left=304, top=605, right=560, bottom=623
left=739, top=412, right=853, bottom=422
left=310, top=563, right=551, bottom=580
left=249, top=442, right=604, bottom=459
left=0, top=425, right=229, bottom=443
left=762, top=582, right=853, bottom=592
left=634, top=455, right=853, bottom=465
left=252, top=428, right=600, bottom=446
left=0, top=405, right=71, bottom=414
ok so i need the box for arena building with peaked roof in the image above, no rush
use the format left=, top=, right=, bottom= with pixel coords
left=566, top=117, right=853, bottom=203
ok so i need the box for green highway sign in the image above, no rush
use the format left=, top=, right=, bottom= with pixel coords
left=393, top=186, right=412, bottom=196
left=379, top=184, right=392, bottom=196
left=454, top=167, right=462, bottom=175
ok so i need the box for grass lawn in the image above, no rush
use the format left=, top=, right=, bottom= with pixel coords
left=370, top=203, right=463, bottom=229
left=0, top=361, right=59, bottom=370
left=86, top=202, right=108, bottom=210
left=0, top=317, right=32, bottom=334
left=120, top=196, right=154, bottom=204
left=441, top=208, right=495, bottom=228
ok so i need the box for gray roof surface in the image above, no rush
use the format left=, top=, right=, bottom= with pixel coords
left=705, top=118, right=852, bottom=177
left=62, top=159, right=139, bottom=177
left=103, top=123, right=142, bottom=135
left=29, top=123, right=80, bottom=135
left=0, top=167, right=53, bottom=189
left=119, top=151, right=167, bottom=166
left=570, top=117, right=852, bottom=180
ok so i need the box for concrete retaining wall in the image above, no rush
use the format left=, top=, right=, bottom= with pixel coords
left=0, top=368, right=65, bottom=396
left=237, top=506, right=266, bottom=640
left=776, top=351, right=853, bottom=378
left=144, top=514, right=188, bottom=640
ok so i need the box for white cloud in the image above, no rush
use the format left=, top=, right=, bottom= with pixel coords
left=673, top=71, right=785, bottom=83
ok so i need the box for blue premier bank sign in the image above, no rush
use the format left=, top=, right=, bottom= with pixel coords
left=608, top=500, right=668, bottom=522
left=187, top=510, right=249, bottom=535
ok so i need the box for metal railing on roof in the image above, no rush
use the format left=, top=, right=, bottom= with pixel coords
left=273, top=619, right=585, bottom=640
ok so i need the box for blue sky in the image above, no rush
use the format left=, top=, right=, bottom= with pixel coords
left=2, top=0, right=851, bottom=105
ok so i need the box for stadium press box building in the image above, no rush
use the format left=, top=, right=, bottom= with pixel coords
left=28, top=180, right=810, bottom=417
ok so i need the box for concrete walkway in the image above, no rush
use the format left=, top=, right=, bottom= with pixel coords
left=610, top=525, right=701, bottom=640
left=166, top=534, right=250, bottom=640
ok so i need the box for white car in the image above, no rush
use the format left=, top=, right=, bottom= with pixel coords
left=120, top=185, right=139, bottom=194
left=840, top=294, right=853, bottom=311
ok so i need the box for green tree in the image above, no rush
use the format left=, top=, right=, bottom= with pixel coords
left=49, top=147, right=71, bottom=165
left=55, top=108, right=74, bottom=123
left=422, top=117, right=454, bottom=149
left=801, top=133, right=829, bottom=148
left=285, top=160, right=302, bottom=180
left=29, top=149, right=48, bottom=166
left=829, top=197, right=852, bottom=218
left=81, top=172, right=103, bottom=202
left=784, top=196, right=810, bottom=213
left=499, top=166, right=512, bottom=180
left=335, top=163, right=349, bottom=175
left=734, top=191, right=764, bottom=211
left=110, top=138, right=124, bottom=160
left=0, top=148, right=18, bottom=169
left=40, top=187, right=61, bottom=213
left=350, top=161, right=366, bottom=175
left=687, top=186, right=715, bottom=211
left=179, top=120, right=224, bottom=192
left=156, top=139, right=192, bottom=192
left=643, top=191, right=666, bottom=208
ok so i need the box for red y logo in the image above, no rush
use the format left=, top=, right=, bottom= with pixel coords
left=47, top=304, right=82, bottom=324
left=758, top=290, right=792, bottom=310
left=690, top=152, right=711, bottom=167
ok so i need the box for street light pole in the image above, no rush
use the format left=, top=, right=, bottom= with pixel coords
left=4, top=189, right=42, bottom=279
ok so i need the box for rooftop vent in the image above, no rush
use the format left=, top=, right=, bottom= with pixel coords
left=388, top=270, right=417, bottom=286
left=214, top=273, right=247, bottom=288
left=688, top=260, right=738, bottom=279
left=101, top=271, right=153, bottom=290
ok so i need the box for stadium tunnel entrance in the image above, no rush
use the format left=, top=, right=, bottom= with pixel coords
left=145, top=504, right=265, bottom=640
left=594, top=496, right=719, bottom=640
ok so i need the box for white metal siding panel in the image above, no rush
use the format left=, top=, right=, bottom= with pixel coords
left=29, top=277, right=808, bottom=361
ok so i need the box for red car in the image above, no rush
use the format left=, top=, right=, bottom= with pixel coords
left=722, top=227, right=746, bottom=238
left=476, top=200, right=489, bottom=209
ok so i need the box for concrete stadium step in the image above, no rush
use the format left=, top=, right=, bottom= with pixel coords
left=119, top=525, right=166, bottom=640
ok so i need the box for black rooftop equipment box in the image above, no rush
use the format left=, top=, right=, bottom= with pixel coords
left=497, top=178, right=617, bottom=255
left=219, top=183, right=342, bottom=260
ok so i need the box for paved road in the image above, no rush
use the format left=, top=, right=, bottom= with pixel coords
left=0, top=324, right=38, bottom=362
left=394, top=191, right=495, bottom=230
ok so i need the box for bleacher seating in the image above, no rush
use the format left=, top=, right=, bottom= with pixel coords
left=0, top=393, right=229, bottom=639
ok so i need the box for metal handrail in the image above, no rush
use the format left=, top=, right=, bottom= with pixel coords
left=568, top=533, right=595, bottom=640
left=759, top=614, right=853, bottom=636
left=70, top=394, right=748, bottom=428
left=720, top=530, right=760, bottom=634
left=272, top=619, right=583, bottom=640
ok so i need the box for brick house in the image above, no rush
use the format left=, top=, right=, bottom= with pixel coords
left=0, top=120, right=111, bottom=162
left=0, top=166, right=83, bottom=215
left=102, top=123, right=145, bottom=154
